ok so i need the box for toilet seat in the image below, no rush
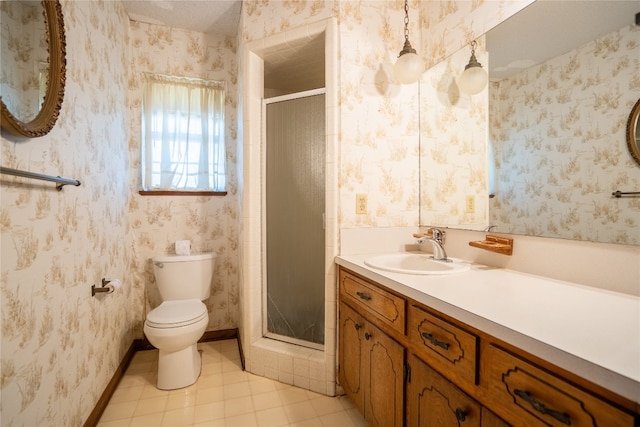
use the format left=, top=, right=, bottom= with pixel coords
left=146, top=300, right=207, bottom=329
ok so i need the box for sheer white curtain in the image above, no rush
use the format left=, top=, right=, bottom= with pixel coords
left=141, top=73, right=225, bottom=191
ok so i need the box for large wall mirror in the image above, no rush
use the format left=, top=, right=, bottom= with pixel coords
left=0, top=0, right=66, bottom=138
left=628, top=98, right=640, bottom=166
left=419, top=0, right=640, bottom=245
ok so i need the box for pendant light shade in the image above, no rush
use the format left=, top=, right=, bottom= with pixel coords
left=459, top=40, right=488, bottom=95
left=394, top=0, right=424, bottom=85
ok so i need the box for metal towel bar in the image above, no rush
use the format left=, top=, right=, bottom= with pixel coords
left=612, top=190, right=640, bottom=198
left=1, top=166, right=81, bottom=191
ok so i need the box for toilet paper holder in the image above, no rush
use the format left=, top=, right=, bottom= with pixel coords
left=92, top=278, right=115, bottom=296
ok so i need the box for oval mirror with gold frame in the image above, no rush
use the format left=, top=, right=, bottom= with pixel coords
left=0, top=0, right=66, bottom=138
left=627, top=98, right=640, bottom=167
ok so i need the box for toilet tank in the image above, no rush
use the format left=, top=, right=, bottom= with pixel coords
left=152, top=253, right=215, bottom=301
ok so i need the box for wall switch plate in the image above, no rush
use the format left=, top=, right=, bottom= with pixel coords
left=466, top=195, right=475, bottom=213
left=356, top=194, right=367, bottom=214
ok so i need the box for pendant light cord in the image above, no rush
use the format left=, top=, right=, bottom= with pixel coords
left=470, top=40, right=477, bottom=56
left=403, top=0, right=410, bottom=43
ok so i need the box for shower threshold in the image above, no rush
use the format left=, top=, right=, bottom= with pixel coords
left=264, top=332, right=324, bottom=351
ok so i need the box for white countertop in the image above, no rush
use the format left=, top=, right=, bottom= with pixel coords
left=336, top=253, right=640, bottom=404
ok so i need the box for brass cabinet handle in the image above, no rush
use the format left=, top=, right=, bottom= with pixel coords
left=356, top=291, right=371, bottom=301
left=364, top=332, right=372, bottom=340
left=455, top=408, right=467, bottom=422
left=514, top=389, right=571, bottom=425
left=421, top=332, right=450, bottom=350
left=354, top=323, right=361, bottom=330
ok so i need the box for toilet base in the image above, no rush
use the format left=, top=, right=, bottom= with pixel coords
left=157, top=343, right=201, bottom=390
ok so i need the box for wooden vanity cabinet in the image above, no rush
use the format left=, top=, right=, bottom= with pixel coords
left=338, top=301, right=404, bottom=427
left=337, top=267, right=639, bottom=427
left=406, top=353, right=483, bottom=427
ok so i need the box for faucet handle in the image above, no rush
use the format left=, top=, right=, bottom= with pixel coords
left=414, top=227, right=446, bottom=243
left=429, top=227, right=445, bottom=244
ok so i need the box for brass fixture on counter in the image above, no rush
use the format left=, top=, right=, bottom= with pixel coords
left=469, top=234, right=513, bottom=255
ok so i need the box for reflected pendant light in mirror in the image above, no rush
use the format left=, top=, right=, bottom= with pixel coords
left=459, top=40, right=488, bottom=95
left=394, top=0, right=424, bottom=85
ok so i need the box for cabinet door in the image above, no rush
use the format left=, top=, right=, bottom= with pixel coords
left=407, top=354, right=482, bottom=427
left=339, top=302, right=365, bottom=414
left=363, top=320, right=405, bottom=427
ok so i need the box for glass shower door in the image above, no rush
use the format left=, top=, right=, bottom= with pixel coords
left=264, top=90, right=325, bottom=348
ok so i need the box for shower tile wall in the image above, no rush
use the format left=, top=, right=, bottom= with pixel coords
left=241, top=17, right=340, bottom=396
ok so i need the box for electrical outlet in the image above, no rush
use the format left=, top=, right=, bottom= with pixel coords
left=356, top=194, right=367, bottom=214
left=465, top=195, right=475, bottom=213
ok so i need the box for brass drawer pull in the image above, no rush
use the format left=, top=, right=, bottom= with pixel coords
left=514, top=389, right=571, bottom=425
left=422, top=332, right=450, bottom=350
left=356, top=291, right=372, bottom=301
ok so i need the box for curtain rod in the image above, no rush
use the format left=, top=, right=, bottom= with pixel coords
left=1, top=166, right=81, bottom=191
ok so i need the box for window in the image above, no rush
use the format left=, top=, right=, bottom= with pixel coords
left=141, top=73, right=226, bottom=192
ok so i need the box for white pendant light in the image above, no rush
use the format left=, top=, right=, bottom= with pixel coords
left=394, top=0, right=424, bottom=85
left=459, top=40, right=488, bottom=95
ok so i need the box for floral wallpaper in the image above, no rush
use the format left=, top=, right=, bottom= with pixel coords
left=240, top=0, right=533, bottom=231
left=419, top=37, right=489, bottom=229
left=417, top=0, right=534, bottom=72
left=3, top=0, right=634, bottom=425
left=335, top=1, right=421, bottom=228
left=242, top=0, right=421, bottom=228
left=1, top=2, right=239, bottom=426
left=127, top=21, right=239, bottom=332
left=248, top=0, right=534, bottom=230
left=1, top=1, right=133, bottom=425
left=489, top=23, right=640, bottom=244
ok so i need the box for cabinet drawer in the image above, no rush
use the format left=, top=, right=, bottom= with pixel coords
left=407, top=304, right=478, bottom=386
left=487, top=345, right=636, bottom=427
left=339, top=269, right=405, bottom=334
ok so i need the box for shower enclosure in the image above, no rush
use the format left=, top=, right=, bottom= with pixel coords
left=263, top=89, right=326, bottom=349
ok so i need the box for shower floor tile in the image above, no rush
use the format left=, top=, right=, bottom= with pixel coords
left=97, top=339, right=368, bottom=426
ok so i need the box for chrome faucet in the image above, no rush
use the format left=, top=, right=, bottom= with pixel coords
left=417, top=228, right=450, bottom=262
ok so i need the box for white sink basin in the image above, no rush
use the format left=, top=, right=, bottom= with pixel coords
left=364, top=253, right=471, bottom=275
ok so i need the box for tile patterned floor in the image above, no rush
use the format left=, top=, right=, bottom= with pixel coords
left=97, top=339, right=368, bottom=426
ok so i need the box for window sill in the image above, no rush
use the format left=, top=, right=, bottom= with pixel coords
left=138, top=190, right=227, bottom=196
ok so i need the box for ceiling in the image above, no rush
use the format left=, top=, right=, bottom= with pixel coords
left=121, top=1, right=638, bottom=88
left=121, top=0, right=324, bottom=93
left=487, top=1, right=639, bottom=80
left=121, top=1, right=241, bottom=36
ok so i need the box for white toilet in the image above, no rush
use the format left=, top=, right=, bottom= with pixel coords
left=143, top=252, right=215, bottom=390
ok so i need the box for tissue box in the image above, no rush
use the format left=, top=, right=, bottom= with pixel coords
left=175, top=240, right=191, bottom=255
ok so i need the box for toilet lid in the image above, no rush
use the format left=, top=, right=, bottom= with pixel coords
left=146, top=300, right=208, bottom=328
